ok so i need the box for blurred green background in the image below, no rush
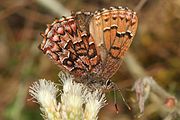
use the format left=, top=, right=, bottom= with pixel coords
left=0, top=0, right=179, bottom=120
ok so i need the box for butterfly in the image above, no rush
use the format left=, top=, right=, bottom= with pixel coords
left=39, top=6, right=138, bottom=91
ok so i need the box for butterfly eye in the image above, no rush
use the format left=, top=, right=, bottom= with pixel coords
left=106, top=80, right=112, bottom=86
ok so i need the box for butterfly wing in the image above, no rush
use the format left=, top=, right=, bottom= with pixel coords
left=89, top=6, right=138, bottom=79
left=39, top=15, right=101, bottom=81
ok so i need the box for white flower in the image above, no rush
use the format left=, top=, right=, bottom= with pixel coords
left=29, top=79, right=61, bottom=120
left=84, top=90, right=107, bottom=120
left=59, top=72, right=84, bottom=119
left=29, top=72, right=107, bottom=120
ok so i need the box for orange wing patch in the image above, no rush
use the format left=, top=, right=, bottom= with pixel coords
left=90, top=6, right=138, bottom=60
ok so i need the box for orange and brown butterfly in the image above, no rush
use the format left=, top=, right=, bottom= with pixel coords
left=39, top=6, right=138, bottom=91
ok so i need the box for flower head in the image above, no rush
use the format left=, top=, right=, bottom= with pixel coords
left=29, top=72, right=107, bottom=120
left=29, top=79, right=61, bottom=120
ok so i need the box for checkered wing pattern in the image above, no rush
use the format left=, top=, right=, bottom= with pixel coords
left=39, top=15, right=100, bottom=80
